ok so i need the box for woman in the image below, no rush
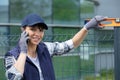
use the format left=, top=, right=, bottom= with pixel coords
left=4, top=13, right=106, bottom=80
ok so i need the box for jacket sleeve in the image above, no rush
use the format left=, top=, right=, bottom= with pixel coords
left=4, top=54, right=23, bottom=80
left=44, top=39, right=74, bottom=56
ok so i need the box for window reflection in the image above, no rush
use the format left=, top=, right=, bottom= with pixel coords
left=0, top=0, right=8, bottom=22
left=10, top=0, right=52, bottom=23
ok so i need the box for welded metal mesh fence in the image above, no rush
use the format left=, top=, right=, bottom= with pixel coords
left=0, top=24, right=114, bottom=80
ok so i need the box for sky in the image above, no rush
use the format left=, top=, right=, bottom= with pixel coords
left=0, top=0, right=8, bottom=5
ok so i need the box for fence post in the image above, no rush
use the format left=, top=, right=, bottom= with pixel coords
left=114, top=27, right=120, bottom=80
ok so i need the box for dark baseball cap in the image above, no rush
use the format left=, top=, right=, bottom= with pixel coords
left=21, top=13, right=48, bottom=30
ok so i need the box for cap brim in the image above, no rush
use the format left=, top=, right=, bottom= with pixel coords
left=29, top=22, right=48, bottom=30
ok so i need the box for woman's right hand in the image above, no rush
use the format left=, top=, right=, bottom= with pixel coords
left=19, top=31, right=29, bottom=54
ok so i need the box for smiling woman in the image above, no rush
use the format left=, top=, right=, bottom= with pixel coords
left=25, top=26, right=45, bottom=45
left=4, top=13, right=106, bottom=80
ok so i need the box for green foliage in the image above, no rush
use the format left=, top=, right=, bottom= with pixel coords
left=10, top=0, right=94, bottom=23
left=10, top=0, right=27, bottom=20
left=53, top=0, right=79, bottom=20
left=9, top=26, right=21, bottom=47
left=10, top=0, right=50, bottom=21
left=52, top=27, right=80, bottom=41
left=52, top=54, right=96, bottom=79
left=52, top=55, right=81, bottom=79
left=100, top=69, right=114, bottom=77
left=80, top=55, right=94, bottom=71
left=80, top=1, right=94, bottom=13
left=0, top=59, right=6, bottom=80
left=84, top=69, right=114, bottom=80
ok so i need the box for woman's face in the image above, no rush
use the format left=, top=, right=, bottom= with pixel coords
left=24, top=25, right=45, bottom=45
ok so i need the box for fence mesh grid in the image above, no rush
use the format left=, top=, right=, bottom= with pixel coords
left=0, top=25, right=114, bottom=80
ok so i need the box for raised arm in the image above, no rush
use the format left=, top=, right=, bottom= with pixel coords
left=72, top=27, right=88, bottom=48
left=72, top=15, right=106, bottom=48
left=44, top=16, right=106, bottom=56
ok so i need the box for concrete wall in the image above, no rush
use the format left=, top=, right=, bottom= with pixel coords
left=95, top=52, right=114, bottom=72
left=95, top=0, right=120, bottom=17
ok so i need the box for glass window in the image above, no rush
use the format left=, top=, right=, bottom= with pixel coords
left=80, top=0, right=94, bottom=25
left=0, top=0, right=10, bottom=58
left=53, top=0, right=80, bottom=25
left=0, top=0, right=9, bottom=22
left=10, top=0, right=52, bottom=24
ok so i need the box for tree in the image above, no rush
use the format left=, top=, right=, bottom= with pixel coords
left=53, top=0, right=79, bottom=21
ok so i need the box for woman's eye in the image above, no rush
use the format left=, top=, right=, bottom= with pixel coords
left=39, top=29, right=43, bottom=32
left=31, top=28, right=35, bottom=31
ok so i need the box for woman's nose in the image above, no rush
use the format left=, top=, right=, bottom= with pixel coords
left=34, top=30, right=40, bottom=35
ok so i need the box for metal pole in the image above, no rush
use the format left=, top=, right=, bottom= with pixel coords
left=114, top=27, right=120, bottom=80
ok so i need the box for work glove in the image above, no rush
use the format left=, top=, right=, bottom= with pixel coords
left=19, top=31, right=29, bottom=54
left=84, top=15, right=106, bottom=30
